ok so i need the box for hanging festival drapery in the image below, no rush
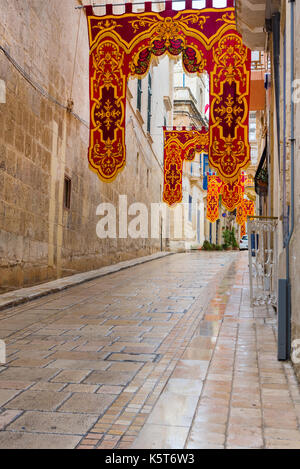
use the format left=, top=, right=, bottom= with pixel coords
left=209, top=32, right=251, bottom=182
left=236, top=198, right=255, bottom=238
left=236, top=199, right=245, bottom=226
left=205, top=172, right=244, bottom=220
left=163, top=128, right=209, bottom=206
left=244, top=199, right=255, bottom=234
left=163, top=127, right=245, bottom=210
left=240, top=223, right=246, bottom=238
left=207, top=175, right=223, bottom=223
left=220, top=172, right=245, bottom=212
left=85, top=1, right=251, bottom=183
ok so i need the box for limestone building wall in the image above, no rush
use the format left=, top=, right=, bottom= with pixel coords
left=0, top=0, right=173, bottom=291
left=261, top=0, right=300, bottom=380
left=289, top=0, right=300, bottom=380
left=170, top=61, right=209, bottom=251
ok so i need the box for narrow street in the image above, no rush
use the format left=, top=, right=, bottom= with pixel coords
left=0, top=252, right=299, bottom=449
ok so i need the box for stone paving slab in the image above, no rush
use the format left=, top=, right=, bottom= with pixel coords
left=0, top=251, right=300, bottom=449
left=0, top=432, right=82, bottom=449
left=130, top=254, right=300, bottom=450
left=0, top=252, right=234, bottom=448
left=7, top=411, right=98, bottom=435
left=0, top=252, right=173, bottom=311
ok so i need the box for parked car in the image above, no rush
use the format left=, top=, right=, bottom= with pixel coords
left=239, top=235, right=249, bottom=251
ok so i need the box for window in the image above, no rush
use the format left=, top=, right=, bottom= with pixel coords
left=251, top=147, right=258, bottom=159
left=249, top=113, right=257, bottom=142
left=137, top=79, right=142, bottom=112
left=216, top=219, right=220, bottom=245
left=63, top=176, right=71, bottom=210
left=188, top=195, right=193, bottom=222
left=202, top=154, right=210, bottom=190
left=199, top=88, right=203, bottom=110
left=147, top=74, right=152, bottom=133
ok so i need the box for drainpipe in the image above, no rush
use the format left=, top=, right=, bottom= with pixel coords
left=286, top=0, right=295, bottom=359
left=272, top=12, right=281, bottom=172
left=283, top=29, right=287, bottom=244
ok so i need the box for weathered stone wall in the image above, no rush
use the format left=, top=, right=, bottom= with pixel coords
left=0, top=0, right=172, bottom=291
left=290, top=0, right=300, bottom=381
left=273, top=0, right=300, bottom=381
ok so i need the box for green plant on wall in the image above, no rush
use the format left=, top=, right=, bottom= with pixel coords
left=257, top=167, right=268, bottom=184
left=222, top=228, right=238, bottom=249
left=202, top=240, right=224, bottom=251
left=230, top=229, right=238, bottom=248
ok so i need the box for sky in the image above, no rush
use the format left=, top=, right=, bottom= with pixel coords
left=172, top=0, right=228, bottom=9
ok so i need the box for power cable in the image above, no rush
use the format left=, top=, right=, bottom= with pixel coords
left=0, top=44, right=89, bottom=128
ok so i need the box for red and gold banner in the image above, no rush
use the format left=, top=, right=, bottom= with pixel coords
left=240, top=224, right=246, bottom=238
left=207, top=175, right=223, bottom=223
left=236, top=198, right=255, bottom=238
left=163, top=128, right=209, bottom=206
left=244, top=199, right=255, bottom=218
left=220, top=172, right=245, bottom=211
left=236, top=200, right=245, bottom=226
left=221, top=174, right=245, bottom=212
left=85, top=2, right=251, bottom=183
left=208, top=174, right=245, bottom=216
left=209, top=33, right=251, bottom=182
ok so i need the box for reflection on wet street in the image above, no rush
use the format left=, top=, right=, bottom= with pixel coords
left=0, top=252, right=300, bottom=449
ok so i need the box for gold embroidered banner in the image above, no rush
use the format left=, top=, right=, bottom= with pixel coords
left=206, top=172, right=245, bottom=219
left=220, top=172, right=245, bottom=211
left=207, top=175, right=223, bottom=223
left=209, top=34, right=251, bottom=182
left=240, top=223, right=246, bottom=238
left=244, top=199, right=255, bottom=219
left=85, top=2, right=251, bottom=183
left=236, top=198, right=255, bottom=238
left=163, top=128, right=209, bottom=206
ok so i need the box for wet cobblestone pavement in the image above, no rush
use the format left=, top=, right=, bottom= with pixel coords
left=0, top=252, right=300, bottom=449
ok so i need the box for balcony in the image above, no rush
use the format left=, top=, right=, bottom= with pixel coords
left=235, top=0, right=280, bottom=50
left=174, top=87, right=197, bottom=105
left=188, top=164, right=202, bottom=187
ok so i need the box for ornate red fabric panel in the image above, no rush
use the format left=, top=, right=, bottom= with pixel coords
left=87, top=39, right=127, bottom=181
left=207, top=175, right=222, bottom=223
left=240, top=224, right=246, bottom=238
left=236, top=199, right=245, bottom=226
left=206, top=172, right=246, bottom=222
left=209, top=33, right=251, bottom=182
left=244, top=199, right=255, bottom=218
left=236, top=198, right=255, bottom=238
left=85, top=2, right=250, bottom=183
left=220, top=173, right=245, bottom=211
left=163, top=128, right=209, bottom=206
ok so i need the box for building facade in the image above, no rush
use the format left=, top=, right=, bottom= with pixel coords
left=169, top=61, right=209, bottom=251
left=237, top=0, right=300, bottom=380
left=0, top=0, right=174, bottom=292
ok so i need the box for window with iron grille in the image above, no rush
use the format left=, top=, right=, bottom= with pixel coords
left=137, top=79, right=142, bottom=112
left=147, top=74, right=152, bottom=133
